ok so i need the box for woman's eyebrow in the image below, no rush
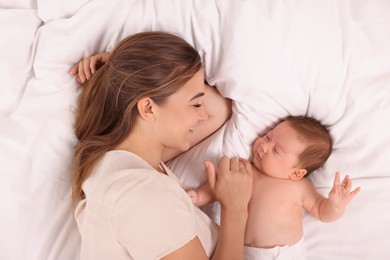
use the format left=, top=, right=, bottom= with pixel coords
left=190, top=92, right=205, bottom=101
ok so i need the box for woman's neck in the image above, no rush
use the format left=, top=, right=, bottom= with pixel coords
left=115, top=132, right=164, bottom=171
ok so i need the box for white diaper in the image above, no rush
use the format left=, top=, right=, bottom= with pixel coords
left=244, top=237, right=307, bottom=260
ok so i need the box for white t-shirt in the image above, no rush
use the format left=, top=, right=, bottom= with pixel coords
left=75, top=150, right=218, bottom=259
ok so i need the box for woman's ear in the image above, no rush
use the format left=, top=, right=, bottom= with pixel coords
left=137, top=97, right=156, bottom=121
left=289, top=168, right=307, bottom=180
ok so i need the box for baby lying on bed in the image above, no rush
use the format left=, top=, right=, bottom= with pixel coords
left=188, top=116, right=361, bottom=260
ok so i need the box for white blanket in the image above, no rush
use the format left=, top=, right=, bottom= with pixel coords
left=1, top=1, right=389, bottom=259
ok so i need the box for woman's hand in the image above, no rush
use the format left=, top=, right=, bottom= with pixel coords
left=205, top=156, right=253, bottom=212
left=69, top=52, right=111, bottom=84
left=207, top=156, right=253, bottom=260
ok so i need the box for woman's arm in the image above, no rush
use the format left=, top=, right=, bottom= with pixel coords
left=161, top=237, right=208, bottom=260
left=162, top=158, right=252, bottom=260
left=209, top=158, right=252, bottom=260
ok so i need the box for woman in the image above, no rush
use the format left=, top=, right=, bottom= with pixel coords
left=71, top=31, right=253, bottom=259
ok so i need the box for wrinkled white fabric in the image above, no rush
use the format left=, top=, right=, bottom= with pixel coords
left=1, top=1, right=390, bottom=259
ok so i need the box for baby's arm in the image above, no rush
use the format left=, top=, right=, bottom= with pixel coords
left=187, top=182, right=216, bottom=207
left=303, top=172, right=361, bottom=222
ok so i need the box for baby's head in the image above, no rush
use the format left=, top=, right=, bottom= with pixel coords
left=252, top=116, right=332, bottom=179
left=282, top=116, right=333, bottom=177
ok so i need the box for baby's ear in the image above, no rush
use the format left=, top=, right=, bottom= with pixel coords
left=289, top=169, right=307, bottom=180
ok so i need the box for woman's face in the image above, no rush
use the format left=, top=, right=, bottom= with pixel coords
left=155, top=69, right=208, bottom=152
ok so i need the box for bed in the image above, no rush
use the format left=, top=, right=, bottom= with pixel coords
left=1, top=0, right=389, bottom=259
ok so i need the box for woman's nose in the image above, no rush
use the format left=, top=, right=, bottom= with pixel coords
left=198, top=104, right=208, bottom=121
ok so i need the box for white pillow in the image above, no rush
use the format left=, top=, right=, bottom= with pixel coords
left=0, top=9, right=41, bottom=114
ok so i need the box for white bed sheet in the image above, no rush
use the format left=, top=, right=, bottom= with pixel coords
left=1, top=1, right=389, bottom=259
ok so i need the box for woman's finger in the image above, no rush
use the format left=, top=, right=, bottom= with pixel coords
left=83, top=58, right=92, bottom=80
left=238, top=161, right=245, bottom=171
left=78, top=61, right=86, bottom=83
left=69, top=64, right=78, bottom=75
left=90, top=56, right=98, bottom=74
left=205, top=160, right=216, bottom=191
left=230, top=157, right=240, bottom=172
left=219, top=156, right=230, bottom=174
left=239, top=158, right=252, bottom=176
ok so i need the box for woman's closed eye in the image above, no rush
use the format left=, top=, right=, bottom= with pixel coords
left=193, top=103, right=203, bottom=108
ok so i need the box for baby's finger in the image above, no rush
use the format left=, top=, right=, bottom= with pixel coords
left=333, top=171, right=341, bottom=187
left=344, top=175, right=352, bottom=190
left=351, top=186, right=361, bottom=197
left=187, top=189, right=196, bottom=199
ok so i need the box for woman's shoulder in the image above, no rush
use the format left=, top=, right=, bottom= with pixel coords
left=96, top=167, right=191, bottom=208
left=112, top=168, right=185, bottom=196
left=86, top=150, right=177, bottom=196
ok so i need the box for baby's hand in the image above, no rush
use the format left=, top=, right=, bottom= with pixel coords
left=186, top=189, right=200, bottom=206
left=328, top=172, right=361, bottom=210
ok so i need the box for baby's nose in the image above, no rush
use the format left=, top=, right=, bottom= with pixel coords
left=261, top=143, right=268, bottom=153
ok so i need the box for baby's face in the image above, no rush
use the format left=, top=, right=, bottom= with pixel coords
left=252, top=121, right=306, bottom=179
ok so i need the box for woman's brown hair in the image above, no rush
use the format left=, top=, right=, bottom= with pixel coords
left=283, top=116, right=333, bottom=176
left=72, top=32, right=202, bottom=205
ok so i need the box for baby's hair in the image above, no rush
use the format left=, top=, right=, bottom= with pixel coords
left=282, top=116, right=333, bottom=176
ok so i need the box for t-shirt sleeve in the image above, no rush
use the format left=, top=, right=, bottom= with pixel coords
left=111, top=170, right=198, bottom=259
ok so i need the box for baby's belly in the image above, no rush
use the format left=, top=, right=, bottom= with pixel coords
left=244, top=198, right=304, bottom=248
